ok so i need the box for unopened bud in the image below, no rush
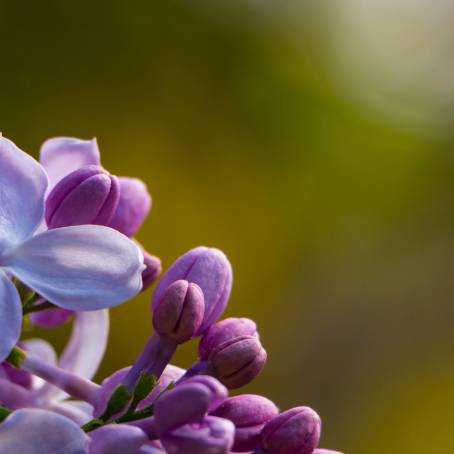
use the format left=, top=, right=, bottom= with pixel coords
left=152, top=247, right=232, bottom=335
left=153, top=280, right=204, bottom=343
left=45, top=165, right=119, bottom=228
left=261, top=407, right=321, bottom=454
left=210, top=394, right=278, bottom=452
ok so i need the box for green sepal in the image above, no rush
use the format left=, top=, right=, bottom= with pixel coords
left=81, top=418, right=104, bottom=433
left=0, top=406, right=11, bottom=423
left=6, top=346, right=26, bottom=368
left=99, top=385, right=132, bottom=422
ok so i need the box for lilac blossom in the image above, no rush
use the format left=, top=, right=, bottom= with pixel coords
left=0, top=134, right=343, bottom=454
left=0, top=136, right=144, bottom=361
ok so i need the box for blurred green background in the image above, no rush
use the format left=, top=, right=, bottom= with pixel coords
left=2, top=1, right=454, bottom=452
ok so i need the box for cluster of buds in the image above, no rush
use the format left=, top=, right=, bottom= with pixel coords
left=0, top=135, right=343, bottom=454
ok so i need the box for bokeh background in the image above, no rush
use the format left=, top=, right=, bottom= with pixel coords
left=2, top=1, right=454, bottom=452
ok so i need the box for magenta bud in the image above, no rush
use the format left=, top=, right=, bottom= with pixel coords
left=45, top=165, right=120, bottom=228
left=153, top=280, right=204, bottom=344
left=152, top=247, right=233, bottom=335
left=199, top=318, right=258, bottom=361
left=208, top=335, right=267, bottom=389
left=108, top=177, right=151, bottom=237
left=29, top=307, right=73, bottom=329
left=89, top=425, right=148, bottom=454
left=210, top=394, right=279, bottom=452
left=154, top=376, right=228, bottom=435
left=261, top=407, right=321, bottom=454
left=141, top=251, right=162, bottom=292
left=160, top=416, right=235, bottom=454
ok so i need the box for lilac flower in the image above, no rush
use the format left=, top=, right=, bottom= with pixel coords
left=259, top=407, right=321, bottom=454
left=152, top=246, right=233, bottom=335
left=0, top=310, right=108, bottom=424
left=45, top=165, right=120, bottom=229
left=210, top=394, right=279, bottom=452
left=89, top=425, right=148, bottom=454
left=160, top=415, right=235, bottom=454
left=0, top=136, right=144, bottom=361
left=40, top=137, right=151, bottom=237
left=0, top=408, right=88, bottom=453
left=141, top=251, right=162, bottom=292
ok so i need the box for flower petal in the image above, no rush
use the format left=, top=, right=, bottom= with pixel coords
left=33, top=310, right=109, bottom=403
left=40, top=137, right=100, bottom=190
left=49, top=401, right=94, bottom=425
left=0, top=136, right=48, bottom=250
left=89, top=425, right=148, bottom=454
left=4, top=225, right=144, bottom=311
left=0, top=271, right=22, bottom=362
left=0, top=408, right=88, bottom=454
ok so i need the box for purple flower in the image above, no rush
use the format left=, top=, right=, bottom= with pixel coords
left=141, top=251, right=162, bottom=291
left=206, top=335, right=267, bottom=389
left=153, top=376, right=227, bottom=435
left=0, top=311, right=108, bottom=425
left=0, top=137, right=144, bottom=361
left=89, top=425, right=148, bottom=454
left=199, top=317, right=258, bottom=361
left=40, top=137, right=152, bottom=237
left=152, top=246, right=233, bottom=335
left=45, top=165, right=120, bottom=228
left=160, top=415, right=235, bottom=454
left=260, top=407, right=321, bottom=454
left=314, top=450, right=344, bottom=454
left=210, top=394, right=279, bottom=452
left=29, top=306, right=73, bottom=329
left=0, top=408, right=88, bottom=453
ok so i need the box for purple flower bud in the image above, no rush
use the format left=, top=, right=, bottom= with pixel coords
left=45, top=165, right=120, bottom=228
left=153, top=280, right=204, bottom=343
left=152, top=247, right=233, bottom=335
left=0, top=362, right=32, bottom=390
left=29, top=307, right=73, bottom=329
left=161, top=416, right=235, bottom=454
left=154, top=376, right=227, bottom=435
left=89, top=425, right=148, bottom=454
left=208, top=335, right=267, bottom=389
left=210, top=394, right=279, bottom=452
left=141, top=252, right=162, bottom=292
left=199, top=318, right=258, bottom=361
left=261, top=407, right=321, bottom=454
left=108, top=177, right=151, bottom=237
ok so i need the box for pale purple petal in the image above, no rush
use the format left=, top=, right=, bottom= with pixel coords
left=161, top=416, right=235, bottom=454
left=108, top=177, right=151, bottom=237
left=40, top=137, right=100, bottom=190
left=89, top=425, right=148, bottom=454
left=4, top=225, right=144, bottom=311
left=49, top=401, right=94, bottom=425
left=0, top=136, right=48, bottom=250
left=0, top=271, right=22, bottom=362
left=35, top=310, right=109, bottom=403
left=0, top=408, right=88, bottom=454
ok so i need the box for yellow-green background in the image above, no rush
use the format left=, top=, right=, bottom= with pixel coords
left=2, top=2, right=453, bottom=452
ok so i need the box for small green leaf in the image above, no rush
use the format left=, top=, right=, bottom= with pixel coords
left=0, top=406, right=11, bottom=423
left=81, top=418, right=104, bottom=433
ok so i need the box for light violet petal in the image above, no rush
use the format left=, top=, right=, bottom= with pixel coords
left=89, top=425, right=148, bottom=454
left=4, top=225, right=144, bottom=311
left=0, top=408, right=88, bottom=454
left=0, top=271, right=22, bottom=362
left=0, top=136, right=48, bottom=250
left=35, top=310, right=109, bottom=403
left=40, top=137, right=100, bottom=190
left=48, top=401, right=94, bottom=425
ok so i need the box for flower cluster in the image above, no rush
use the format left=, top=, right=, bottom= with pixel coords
left=0, top=135, right=342, bottom=454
